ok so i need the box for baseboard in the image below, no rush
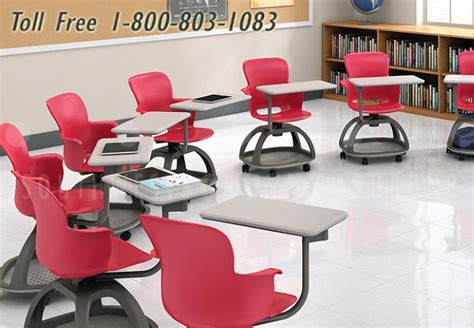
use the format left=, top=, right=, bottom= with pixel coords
left=1, top=91, right=322, bottom=156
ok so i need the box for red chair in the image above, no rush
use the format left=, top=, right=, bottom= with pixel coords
left=0, top=123, right=104, bottom=294
left=141, top=215, right=297, bottom=327
left=339, top=52, right=410, bottom=165
left=47, top=93, right=118, bottom=186
left=445, top=51, right=474, bottom=160
left=129, top=72, right=217, bottom=186
left=240, top=58, right=315, bottom=177
left=19, top=176, right=158, bottom=328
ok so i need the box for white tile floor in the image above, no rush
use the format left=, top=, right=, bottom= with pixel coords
left=0, top=99, right=473, bottom=327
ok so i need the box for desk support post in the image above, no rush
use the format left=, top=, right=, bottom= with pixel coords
left=357, top=87, right=365, bottom=121
left=257, top=237, right=310, bottom=325
left=183, top=118, right=189, bottom=153
left=266, top=95, right=273, bottom=132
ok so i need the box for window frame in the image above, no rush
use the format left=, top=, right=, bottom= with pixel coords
left=424, top=0, right=474, bottom=27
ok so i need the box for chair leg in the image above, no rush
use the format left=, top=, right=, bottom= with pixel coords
left=25, top=279, right=155, bottom=328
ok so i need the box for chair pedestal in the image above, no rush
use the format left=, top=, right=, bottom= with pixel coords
left=152, top=143, right=218, bottom=187
left=339, top=114, right=409, bottom=165
left=0, top=227, right=56, bottom=294
left=25, top=278, right=157, bottom=328
left=239, top=123, right=315, bottom=177
left=446, top=113, right=474, bottom=161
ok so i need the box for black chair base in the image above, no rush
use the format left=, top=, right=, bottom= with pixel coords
left=25, top=279, right=157, bottom=328
left=239, top=123, right=315, bottom=177
left=152, top=143, right=217, bottom=186
left=0, top=228, right=56, bottom=294
left=339, top=114, right=409, bottom=165
left=446, top=113, right=474, bottom=161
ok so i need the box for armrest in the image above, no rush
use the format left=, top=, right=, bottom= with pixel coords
left=444, top=75, right=474, bottom=85
left=241, top=87, right=250, bottom=95
left=30, top=154, right=64, bottom=191
left=340, top=79, right=348, bottom=88
left=349, top=75, right=425, bottom=88
left=248, top=268, right=283, bottom=277
left=90, top=120, right=118, bottom=139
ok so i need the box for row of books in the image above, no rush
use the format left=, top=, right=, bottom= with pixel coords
left=448, top=46, right=474, bottom=73
left=331, top=33, right=377, bottom=59
left=330, top=70, right=348, bottom=96
left=386, top=40, right=438, bottom=71
left=400, top=84, right=439, bottom=111
left=446, top=88, right=474, bottom=114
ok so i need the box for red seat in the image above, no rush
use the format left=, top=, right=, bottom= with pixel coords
left=129, top=72, right=214, bottom=144
left=458, top=51, right=474, bottom=112
left=242, top=58, right=310, bottom=123
left=0, top=123, right=103, bottom=217
left=19, top=175, right=152, bottom=280
left=46, top=93, right=118, bottom=174
left=343, top=52, right=404, bottom=114
left=141, top=215, right=297, bottom=327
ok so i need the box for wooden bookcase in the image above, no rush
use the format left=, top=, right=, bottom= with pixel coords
left=322, top=21, right=474, bottom=121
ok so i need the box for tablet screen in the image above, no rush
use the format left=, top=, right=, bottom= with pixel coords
left=102, top=142, right=139, bottom=155
left=119, top=167, right=170, bottom=183
left=193, top=94, right=232, bottom=103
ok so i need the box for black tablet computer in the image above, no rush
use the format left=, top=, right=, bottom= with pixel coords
left=119, top=167, right=170, bottom=183
left=101, top=141, right=140, bottom=156
left=192, top=94, right=232, bottom=104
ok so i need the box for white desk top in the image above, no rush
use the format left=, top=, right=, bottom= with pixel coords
left=102, top=168, right=215, bottom=206
left=200, top=196, right=347, bottom=238
left=170, top=93, right=251, bottom=112
left=444, top=75, right=474, bottom=85
left=256, top=81, right=337, bottom=96
left=112, top=112, right=190, bottom=135
left=88, top=137, right=154, bottom=167
left=349, top=75, right=425, bottom=88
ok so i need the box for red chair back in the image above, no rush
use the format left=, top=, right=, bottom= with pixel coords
left=16, top=174, right=112, bottom=279
left=0, top=124, right=35, bottom=217
left=141, top=215, right=293, bottom=326
left=345, top=52, right=400, bottom=111
left=459, top=51, right=474, bottom=109
left=129, top=72, right=196, bottom=126
left=242, top=58, right=304, bottom=117
left=47, top=93, right=92, bottom=172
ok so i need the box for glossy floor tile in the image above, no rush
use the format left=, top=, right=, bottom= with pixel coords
left=0, top=99, right=472, bottom=327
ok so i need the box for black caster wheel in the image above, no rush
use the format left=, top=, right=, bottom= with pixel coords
left=303, top=164, right=311, bottom=172
left=242, top=164, right=250, bottom=173
left=362, top=158, right=368, bottom=166
left=120, top=231, right=132, bottom=241
left=269, top=169, right=277, bottom=177
left=446, top=148, right=452, bottom=154
left=459, top=154, right=465, bottom=161
left=340, top=152, right=346, bottom=160
left=395, top=155, right=403, bottom=163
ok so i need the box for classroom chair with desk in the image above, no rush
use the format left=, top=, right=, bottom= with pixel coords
left=47, top=93, right=119, bottom=187
left=444, top=51, right=474, bottom=160
left=129, top=72, right=218, bottom=186
left=339, top=52, right=424, bottom=165
left=19, top=176, right=159, bottom=328
left=240, top=57, right=335, bottom=177
left=0, top=123, right=104, bottom=294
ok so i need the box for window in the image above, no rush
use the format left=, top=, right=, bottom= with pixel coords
left=426, top=0, right=474, bottom=25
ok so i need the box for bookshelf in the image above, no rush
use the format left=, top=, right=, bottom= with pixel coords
left=322, top=21, right=474, bottom=121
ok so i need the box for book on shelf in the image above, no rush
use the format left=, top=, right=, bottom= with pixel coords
left=446, top=87, right=474, bottom=114
left=139, top=173, right=201, bottom=195
left=448, top=46, right=474, bottom=73
left=386, top=39, right=438, bottom=71
left=330, top=70, right=348, bottom=96
left=331, top=33, right=377, bottom=59
left=400, top=83, right=438, bottom=111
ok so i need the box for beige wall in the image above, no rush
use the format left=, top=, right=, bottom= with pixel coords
left=0, top=0, right=353, bottom=135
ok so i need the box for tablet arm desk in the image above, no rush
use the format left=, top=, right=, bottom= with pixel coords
left=443, top=75, right=474, bottom=159
left=240, top=81, right=336, bottom=177
left=200, top=196, right=347, bottom=324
